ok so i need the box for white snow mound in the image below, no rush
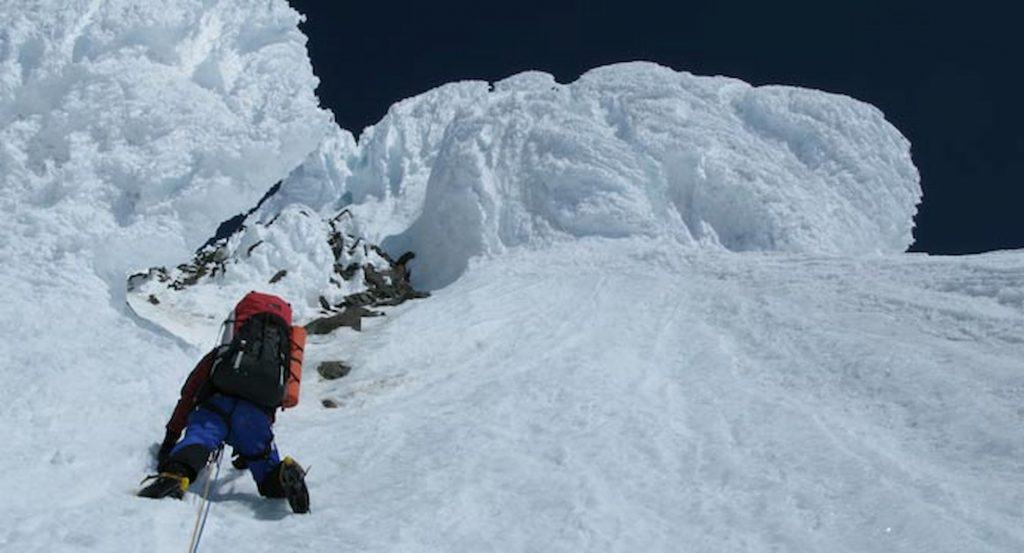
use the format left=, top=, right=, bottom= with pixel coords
left=274, top=63, right=921, bottom=289
left=0, top=0, right=333, bottom=274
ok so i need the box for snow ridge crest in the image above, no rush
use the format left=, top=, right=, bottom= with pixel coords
left=275, top=62, right=922, bottom=289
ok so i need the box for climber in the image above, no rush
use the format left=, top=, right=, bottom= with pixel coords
left=138, top=291, right=310, bottom=514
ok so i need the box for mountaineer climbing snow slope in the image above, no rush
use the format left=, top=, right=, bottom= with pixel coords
left=0, top=1, right=1022, bottom=552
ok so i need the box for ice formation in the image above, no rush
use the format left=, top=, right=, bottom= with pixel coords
left=272, top=63, right=921, bottom=289
left=128, top=61, right=922, bottom=317
left=0, top=0, right=332, bottom=280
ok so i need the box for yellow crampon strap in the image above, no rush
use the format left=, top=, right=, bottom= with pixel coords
left=158, top=473, right=190, bottom=493
left=138, top=473, right=190, bottom=492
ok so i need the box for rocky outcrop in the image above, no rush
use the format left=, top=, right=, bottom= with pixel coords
left=126, top=206, right=429, bottom=335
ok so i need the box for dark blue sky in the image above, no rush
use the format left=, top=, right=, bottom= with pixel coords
left=288, top=0, right=1022, bottom=254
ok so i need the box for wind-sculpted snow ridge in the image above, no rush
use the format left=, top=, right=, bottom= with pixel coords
left=263, top=81, right=492, bottom=243
left=273, top=63, right=921, bottom=289
left=0, top=0, right=332, bottom=279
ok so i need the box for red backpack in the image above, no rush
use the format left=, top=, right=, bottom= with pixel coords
left=212, top=292, right=305, bottom=409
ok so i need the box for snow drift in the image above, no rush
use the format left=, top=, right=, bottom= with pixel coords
left=272, top=63, right=921, bottom=289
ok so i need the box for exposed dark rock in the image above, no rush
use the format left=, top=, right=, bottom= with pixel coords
left=396, top=251, right=415, bottom=267
left=168, top=246, right=226, bottom=290
left=336, top=262, right=360, bottom=280
left=330, top=208, right=352, bottom=223
left=329, top=250, right=430, bottom=312
left=328, top=232, right=344, bottom=259
left=246, top=240, right=264, bottom=256
left=322, top=398, right=340, bottom=408
left=363, top=264, right=387, bottom=289
left=126, top=205, right=429, bottom=331
left=317, top=360, right=352, bottom=380
left=305, top=305, right=381, bottom=334
left=147, top=295, right=160, bottom=305
left=171, top=262, right=208, bottom=290
left=342, top=291, right=374, bottom=308
left=347, top=237, right=364, bottom=255
left=196, top=180, right=281, bottom=251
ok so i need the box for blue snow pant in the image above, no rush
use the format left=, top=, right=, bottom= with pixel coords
left=167, top=394, right=282, bottom=490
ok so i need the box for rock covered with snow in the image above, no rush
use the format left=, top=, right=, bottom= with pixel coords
left=0, top=0, right=332, bottom=278
left=127, top=204, right=427, bottom=344
left=274, top=63, right=921, bottom=289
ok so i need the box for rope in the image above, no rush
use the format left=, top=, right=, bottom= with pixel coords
left=187, top=446, right=224, bottom=553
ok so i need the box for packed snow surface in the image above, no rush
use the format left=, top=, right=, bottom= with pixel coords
left=7, top=242, right=1024, bottom=553
left=2, top=1, right=1019, bottom=552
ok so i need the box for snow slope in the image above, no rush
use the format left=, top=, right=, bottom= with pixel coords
left=2, top=1, right=1021, bottom=552
left=282, top=244, right=1024, bottom=552
left=12, top=241, right=1023, bottom=552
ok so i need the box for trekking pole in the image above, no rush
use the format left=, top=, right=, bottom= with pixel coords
left=187, top=446, right=224, bottom=553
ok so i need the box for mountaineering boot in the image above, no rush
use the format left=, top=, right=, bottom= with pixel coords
left=279, top=457, right=310, bottom=514
left=256, top=456, right=310, bottom=513
left=138, top=473, right=190, bottom=499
